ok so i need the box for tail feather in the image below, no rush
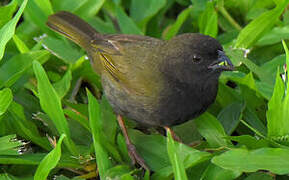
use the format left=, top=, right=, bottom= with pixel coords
left=47, top=11, right=101, bottom=48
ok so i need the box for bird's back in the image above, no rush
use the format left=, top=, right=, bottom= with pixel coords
left=87, top=34, right=170, bottom=126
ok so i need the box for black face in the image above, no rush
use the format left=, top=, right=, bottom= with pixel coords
left=162, top=33, right=233, bottom=84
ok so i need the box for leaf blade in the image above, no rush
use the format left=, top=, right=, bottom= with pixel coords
left=0, top=88, right=13, bottom=116
left=212, top=148, right=289, bottom=175
left=235, top=1, right=289, bottom=48
left=34, top=134, right=66, bottom=180
left=33, top=61, right=77, bottom=155
left=87, top=90, right=112, bottom=179
left=0, top=0, right=28, bottom=60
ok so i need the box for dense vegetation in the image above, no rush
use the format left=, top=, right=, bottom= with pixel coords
left=1, top=0, right=289, bottom=179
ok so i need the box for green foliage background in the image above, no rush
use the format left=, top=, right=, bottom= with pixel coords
left=1, top=0, right=289, bottom=179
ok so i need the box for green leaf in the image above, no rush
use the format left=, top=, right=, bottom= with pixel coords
left=274, top=0, right=287, bottom=5
left=260, top=55, right=285, bottom=83
left=12, top=34, right=29, bottom=53
left=266, top=41, right=289, bottom=138
left=283, top=40, right=289, bottom=82
left=0, top=174, right=13, bottom=180
left=235, top=1, right=289, bottom=48
left=100, top=97, right=117, bottom=144
left=7, top=102, right=51, bottom=150
left=130, top=0, right=166, bottom=31
left=212, top=148, right=289, bottom=175
left=195, top=112, right=232, bottom=148
left=24, top=0, right=50, bottom=33
left=0, top=0, right=28, bottom=60
left=256, top=26, right=289, bottom=46
left=198, top=1, right=218, bottom=38
left=201, top=163, right=242, bottom=180
left=53, top=70, right=72, bottom=99
left=38, top=36, right=83, bottom=64
left=217, top=102, right=245, bottom=135
left=64, top=109, right=90, bottom=132
left=186, top=161, right=210, bottom=180
left=115, top=6, right=143, bottom=35
left=33, top=61, right=77, bottom=155
left=87, top=16, right=117, bottom=34
left=173, top=119, right=202, bottom=144
left=75, top=0, right=106, bottom=18
left=243, top=107, right=267, bottom=136
left=0, top=153, right=80, bottom=168
left=217, top=0, right=242, bottom=31
left=0, top=134, right=23, bottom=155
left=33, top=0, right=54, bottom=16
left=0, top=88, right=13, bottom=116
left=226, top=135, right=269, bottom=149
left=34, top=134, right=66, bottom=180
left=166, top=129, right=188, bottom=180
left=244, top=172, right=274, bottom=180
left=191, top=0, right=208, bottom=14
left=215, top=81, right=241, bottom=108
left=105, top=165, right=133, bottom=179
left=54, top=175, right=85, bottom=180
left=129, top=130, right=170, bottom=172
left=163, top=7, right=192, bottom=40
left=0, top=0, right=18, bottom=28
left=0, top=50, right=50, bottom=89
left=225, top=48, right=273, bottom=85
left=87, top=90, right=112, bottom=179
left=52, top=0, right=89, bottom=12
left=129, top=130, right=210, bottom=179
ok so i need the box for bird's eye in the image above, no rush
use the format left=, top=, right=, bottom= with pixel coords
left=192, top=55, right=202, bottom=63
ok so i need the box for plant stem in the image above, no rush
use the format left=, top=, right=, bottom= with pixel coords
left=218, top=5, right=242, bottom=31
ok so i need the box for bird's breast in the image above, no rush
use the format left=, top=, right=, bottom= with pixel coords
left=155, top=78, right=219, bottom=126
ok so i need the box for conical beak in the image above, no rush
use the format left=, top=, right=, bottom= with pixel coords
left=208, top=50, right=234, bottom=71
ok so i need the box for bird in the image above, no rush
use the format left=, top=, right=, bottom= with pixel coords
left=46, top=11, right=234, bottom=170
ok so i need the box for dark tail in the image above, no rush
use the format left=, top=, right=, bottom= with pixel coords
left=47, top=11, right=101, bottom=48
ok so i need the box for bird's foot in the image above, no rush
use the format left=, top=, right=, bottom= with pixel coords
left=127, top=143, right=149, bottom=170
left=117, top=115, right=149, bottom=170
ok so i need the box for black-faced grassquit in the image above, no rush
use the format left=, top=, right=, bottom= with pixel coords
left=47, top=11, right=234, bottom=170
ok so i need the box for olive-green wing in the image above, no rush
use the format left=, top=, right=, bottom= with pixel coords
left=47, top=11, right=164, bottom=97
left=88, top=34, right=164, bottom=97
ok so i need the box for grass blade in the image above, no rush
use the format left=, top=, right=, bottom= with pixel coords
left=198, top=1, right=218, bottom=38
left=0, top=0, right=18, bottom=28
left=34, top=134, right=66, bottom=180
left=34, top=0, right=54, bottom=16
left=33, top=61, right=77, bottom=155
left=166, top=129, right=188, bottom=180
left=38, top=36, right=83, bottom=64
left=7, top=102, right=51, bottom=151
left=266, top=41, right=289, bottom=138
left=0, top=134, right=23, bottom=155
left=75, top=0, right=105, bottom=18
left=0, top=50, right=50, bottom=89
left=0, top=0, right=28, bottom=60
left=115, top=5, right=143, bottom=35
left=163, top=7, right=192, bottom=40
left=0, top=88, right=12, bottom=116
left=130, top=0, right=166, bottom=31
left=12, top=34, right=29, bottom=53
left=87, top=90, right=112, bottom=179
left=0, top=153, right=80, bottom=168
left=235, top=1, right=289, bottom=48
left=53, top=70, right=72, bottom=99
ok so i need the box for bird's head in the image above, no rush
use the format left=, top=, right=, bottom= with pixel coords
left=161, top=33, right=233, bottom=84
